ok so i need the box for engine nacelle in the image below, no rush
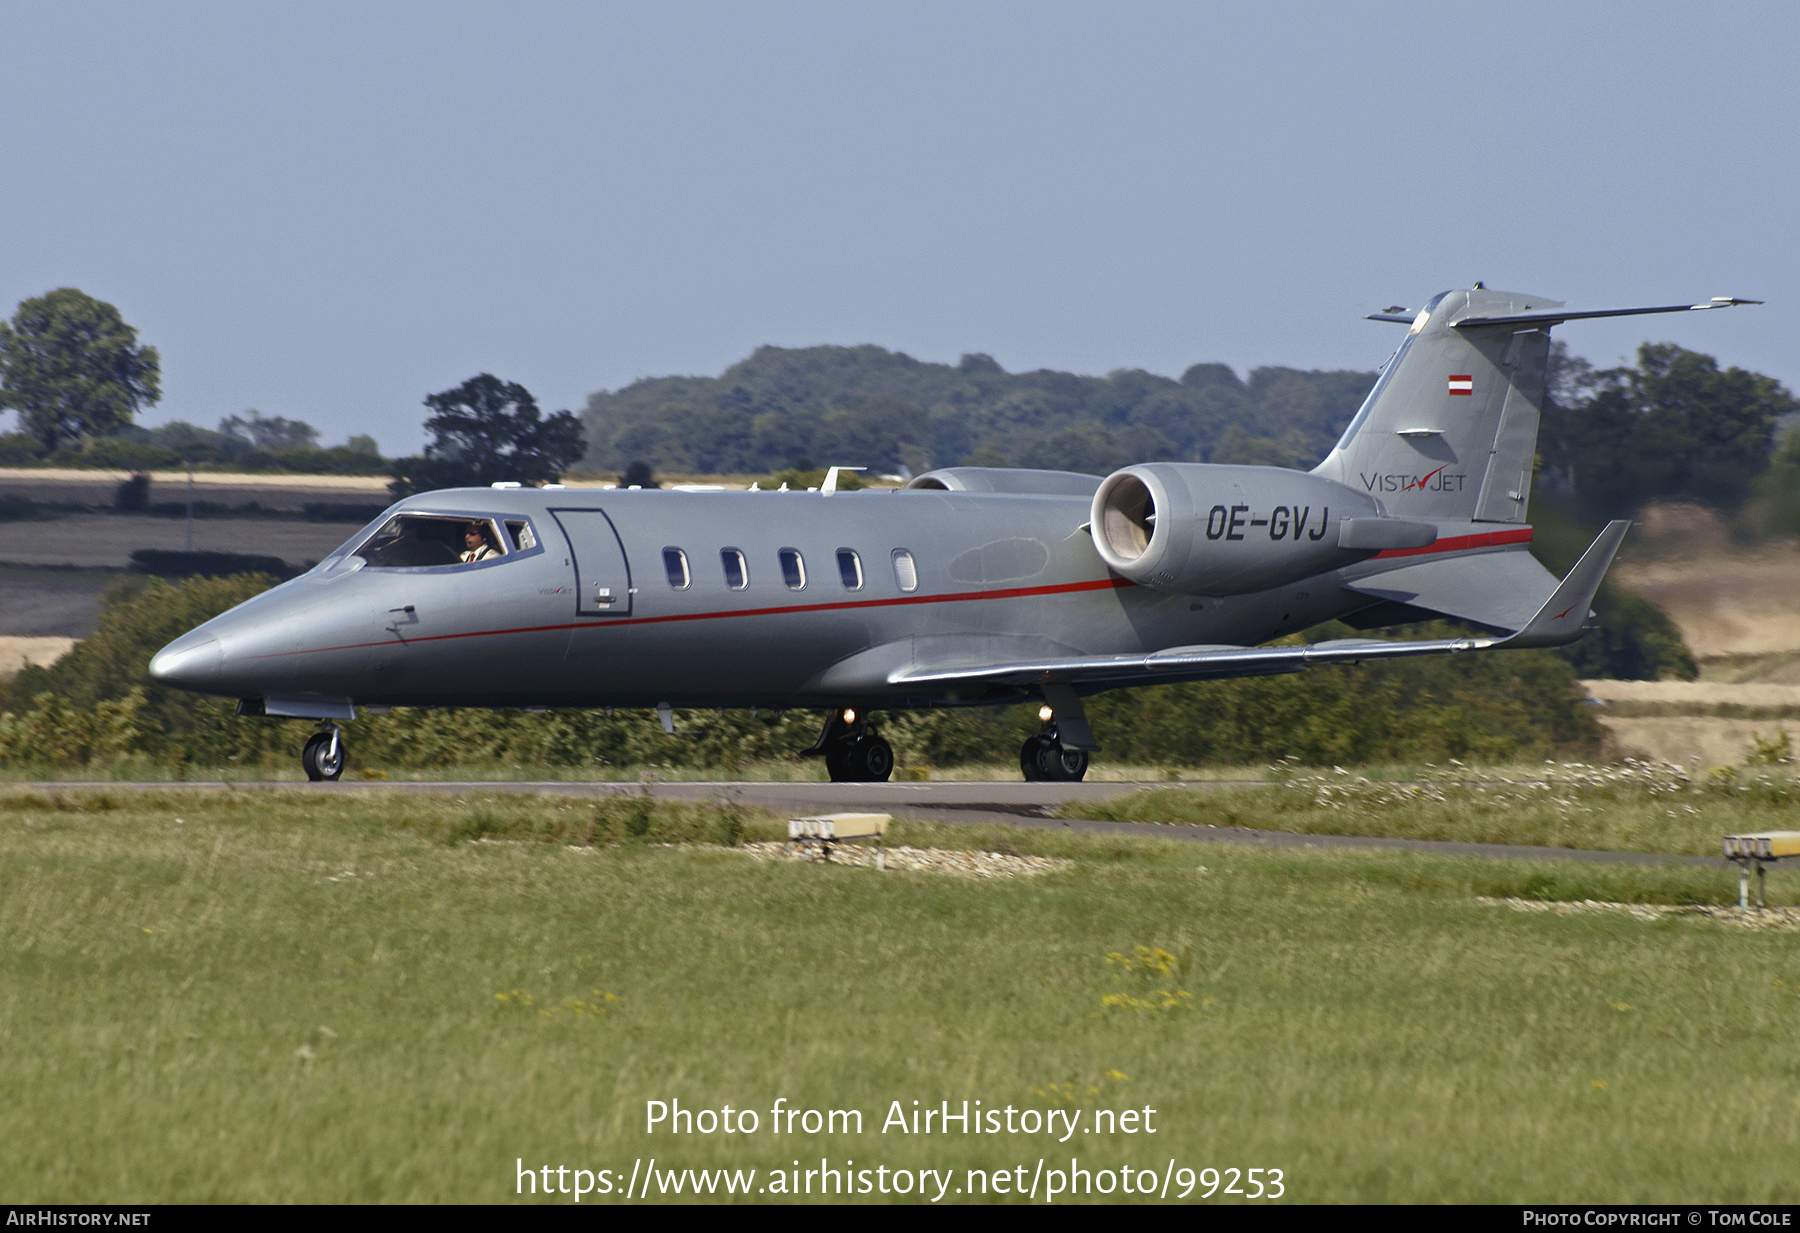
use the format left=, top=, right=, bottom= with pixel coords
left=1090, top=463, right=1397, bottom=595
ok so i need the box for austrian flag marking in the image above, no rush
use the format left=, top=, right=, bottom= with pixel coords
left=1447, top=375, right=1474, bottom=396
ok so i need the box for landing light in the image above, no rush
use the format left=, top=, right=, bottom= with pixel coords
left=1038, top=705, right=1054, bottom=722
left=842, top=708, right=857, bottom=724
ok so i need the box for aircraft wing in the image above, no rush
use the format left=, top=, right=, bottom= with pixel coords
left=890, top=521, right=1629, bottom=692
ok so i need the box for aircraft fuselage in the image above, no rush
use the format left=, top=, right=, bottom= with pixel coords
left=151, top=481, right=1438, bottom=713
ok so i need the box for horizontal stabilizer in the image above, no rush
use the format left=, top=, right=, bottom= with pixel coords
left=1344, top=549, right=1561, bottom=632
left=1451, top=297, right=1760, bottom=330
left=1367, top=296, right=1762, bottom=328
left=890, top=522, right=1630, bottom=692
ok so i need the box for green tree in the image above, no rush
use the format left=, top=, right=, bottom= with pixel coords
left=1541, top=342, right=1797, bottom=517
left=390, top=374, right=583, bottom=497
left=0, top=288, right=161, bottom=452
left=219, top=410, right=319, bottom=452
left=1749, top=423, right=1800, bottom=537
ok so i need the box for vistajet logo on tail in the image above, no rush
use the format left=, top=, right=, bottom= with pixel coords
left=1359, top=466, right=1468, bottom=494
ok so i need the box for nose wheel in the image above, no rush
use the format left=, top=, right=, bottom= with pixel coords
left=302, top=728, right=346, bottom=782
left=1021, top=727, right=1087, bottom=782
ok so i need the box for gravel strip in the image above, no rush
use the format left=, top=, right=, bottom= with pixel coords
left=741, top=841, right=1071, bottom=878
left=1481, top=896, right=1800, bottom=930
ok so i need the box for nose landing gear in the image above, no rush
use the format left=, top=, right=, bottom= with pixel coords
left=301, top=726, right=346, bottom=782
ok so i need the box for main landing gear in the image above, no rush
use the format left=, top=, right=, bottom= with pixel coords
left=807, top=708, right=894, bottom=783
left=1020, top=705, right=1089, bottom=782
left=301, top=726, right=346, bottom=782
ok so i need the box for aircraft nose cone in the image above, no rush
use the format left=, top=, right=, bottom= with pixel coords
left=149, top=635, right=221, bottom=691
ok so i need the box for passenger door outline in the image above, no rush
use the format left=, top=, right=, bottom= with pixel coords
left=550, top=509, right=634, bottom=617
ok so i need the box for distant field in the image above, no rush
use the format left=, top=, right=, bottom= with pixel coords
left=2, top=787, right=1796, bottom=1204
left=1577, top=680, right=1800, bottom=766
left=0, top=636, right=76, bottom=679
left=1581, top=680, right=1800, bottom=708
left=0, top=566, right=119, bottom=638
left=1615, top=503, right=1800, bottom=662
left=0, top=467, right=392, bottom=511
left=0, top=514, right=354, bottom=571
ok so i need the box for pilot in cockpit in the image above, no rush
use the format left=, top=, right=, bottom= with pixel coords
left=461, top=522, right=501, bottom=563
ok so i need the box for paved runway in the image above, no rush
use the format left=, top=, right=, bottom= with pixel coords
left=25, top=778, right=1729, bottom=869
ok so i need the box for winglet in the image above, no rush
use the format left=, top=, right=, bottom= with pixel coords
left=1500, top=521, right=1630, bottom=648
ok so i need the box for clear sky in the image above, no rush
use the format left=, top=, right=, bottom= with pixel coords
left=2, top=1, right=1793, bottom=455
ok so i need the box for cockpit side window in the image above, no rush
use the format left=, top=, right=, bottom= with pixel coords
left=352, top=515, right=510, bottom=568
left=506, top=520, right=537, bottom=551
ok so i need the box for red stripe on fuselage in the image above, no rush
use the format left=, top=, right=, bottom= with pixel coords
left=244, top=575, right=1136, bottom=661
left=1371, top=527, right=1532, bottom=560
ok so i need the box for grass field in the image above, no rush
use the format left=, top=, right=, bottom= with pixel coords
left=1064, top=760, right=1800, bottom=863
left=3, top=784, right=1799, bottom=1204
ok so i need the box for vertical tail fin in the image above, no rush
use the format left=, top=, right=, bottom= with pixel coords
left=1312, top=286, right=1558, bottom=524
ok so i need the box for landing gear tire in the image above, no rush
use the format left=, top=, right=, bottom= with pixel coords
left=1043, top=745, right=1088, bottom=782
left=811, top=709, right=893, bottom=783
left=1020, top=735, right=1050, bottom=781
left=302, top=730, right=345, bottom=782
left=827, top=734, right=893, bottom=783
left=850, top=735, right=894, bottom=782
left=1020, top=733, right=1087, bottom=782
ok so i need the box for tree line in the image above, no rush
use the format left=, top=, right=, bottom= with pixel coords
left=579, top=344, right=1377, bottom=478
left=6, top=286, right=1792, bottom=527
left=578, top=337, right=1798, bottom=521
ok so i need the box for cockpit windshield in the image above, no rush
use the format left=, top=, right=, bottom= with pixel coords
left=346, top=514, right=516, bottom=568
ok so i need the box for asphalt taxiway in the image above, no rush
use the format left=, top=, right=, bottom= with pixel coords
left=25, top=778, right=1730, bottom=869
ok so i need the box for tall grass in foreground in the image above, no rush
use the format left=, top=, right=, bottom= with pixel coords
left=1, top=788, right=1796, bottom=1203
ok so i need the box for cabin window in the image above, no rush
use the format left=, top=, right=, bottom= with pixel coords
left=721, top=547, right=748, bottom=590
left=778, top=548, right=807, bottom=590
left=505, top=520, right=536, bottom=551
left=352, top=514, right=506, bottom=568
left=836, top=548, right=863, bottom=590
left=892, top=549, right=918, bottom=592
left=663, top=547, right=691, bottom=589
